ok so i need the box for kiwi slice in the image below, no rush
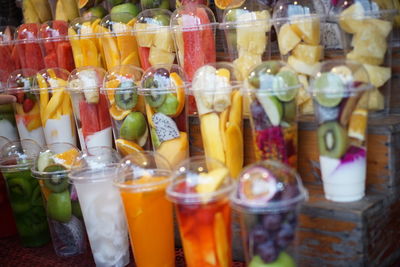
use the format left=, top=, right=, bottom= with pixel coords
left=115, top=81, right=138, bottom=110
left=37, top=150, right=55, bottom=172
left=314, top=72, right=344, bottom=108
left=47, top=190, right=72, bottom=223
left=145, top=93, right=166, bottom=108
left=43, top=164, right=69, bottom=193
left=317, top=121, right=348, bottom=159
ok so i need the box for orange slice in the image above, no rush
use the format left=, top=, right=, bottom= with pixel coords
left=53, top=148, right=80, bottom=169
left=78, top=0, right=89, bottom=9
left=170, top=72, right=185, bottom=118
left=105, top=79, right=120, bottom=105
left=348, top=108, right=368, bottom=141
left=215, top=0, right=245, bottom=10
left=116, top=138, right=144, bottom=157
left=109, top=104, right=131, bottom=120
left=145, top=103, right=155, bottom=128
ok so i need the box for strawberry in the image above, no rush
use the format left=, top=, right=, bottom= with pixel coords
left=16, top=91, right=25, bottom=104
left=22, top=98, right=34, bottom=113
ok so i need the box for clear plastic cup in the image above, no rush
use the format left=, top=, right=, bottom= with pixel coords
left=33, top=68, right=77, bottom=146
left=309, top=60, right=373, bottom=202
left=115, top=151, right=175, bottom=267
left=68, top=16, right=105, bottom=68
left=0, top=70, right=19, bottom=142
left=166, top=156, right=234, bottom=267
left=140, top=64, right=189, bottom=168
left=6, top=69, right=46, bottom=147
left=231, top=160, right=307, bottom=266
left=245, top=61, right=301, bottom=169
left=99, top=12, right=141, bottom=71
left=69, top=147, right=130, bottom=267
left=39, top=20, right=75, bottom=72
left=134, top=8, right=175, bottom=71
left=0, top=26, right=20, bottom=75
left=191, top=62, right=244, bottom=177
left=67, top=66, right=112, bottom=152
left=103, top=65, right=150, bottom=157
left=14, top=23, right=45, bottom=71
left=328, top=0, right=397, bottom=114
left=31, top=142, right=86, bottom=257
left=0, top=139, right=50, bottom=247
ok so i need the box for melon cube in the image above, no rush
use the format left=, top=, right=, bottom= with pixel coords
left=292, top=43, right=323, bottom=64
left=148, top=46, right=175, bottom=66
left=363, top=64, right=391, bottom=88
left=290, top=16, right=320, bottom=45
left=287, top=55, right=320, bottom=76
left=277, top=23, right=301, bottom=55
left=339, top=2, right=365, bottom=34
left=135, top=23, right=155, bottom=47
left=153, top=27, right=174, bottom=52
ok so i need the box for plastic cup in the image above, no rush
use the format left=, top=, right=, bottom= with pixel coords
left=33, top=68, right=77, bottom=146
left=166, top=156, right=234, bottom=267
left=69, top=147, right=130, bottom=267
left=0, top=70, right=19, bottom=141
left=309, top=60, right=373, bottom=202
left=39, top=20, right=75, bottom=72
left=245, top=61, right=301, bottom=169
left=68, top=16, right=105, bottom=68
left=0, top=26, right=20, bottom=75
left=67, top=66, right=113, bottom=152
left=171, top=4, right=217, bottom=114
left=99, top=13, right=141, bottom=71
left=0, top=139, right=50, bottom=247
left=31, top=142, right=86, bottom=257
left=141, top=0, right=170, bottom=10
left=190, top=62, right=244, bottom=177
left=115, top=151, right=175, bottom=267
left=6, top=69, right=46, bottom=148
left=14, top=23, right=45, bottom=71
left=328, top=0, right=397, bottom=114
left=140, top=64, right=189, bottom=168
left=231, top=160, right=307, bottom=266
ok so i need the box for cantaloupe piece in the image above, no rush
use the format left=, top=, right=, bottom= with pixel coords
left=225, top=122, right=243, bottom=178
left=157, top=131, right=188, bottom=168
left=200, top=112, right=225, bottom=164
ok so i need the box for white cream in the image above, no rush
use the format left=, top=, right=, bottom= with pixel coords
left=85, top=127, right=113, bottom=151
left=0, top=119, right=19, bottom=141
left=16, top=119, right=46, bottom=147
left=44, top=115, right=76, bottom=146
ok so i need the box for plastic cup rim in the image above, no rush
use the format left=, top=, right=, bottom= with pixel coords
left=114, top=168, right=172, bottom=193
left=68, top=162, right=119, bottom=184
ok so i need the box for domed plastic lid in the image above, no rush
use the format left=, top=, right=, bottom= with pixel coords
left=0, top=139, right=41, bottom=172
left=33, top=68, right=70, bottom=93
left=141, top=64, right=187, bottom=96
left=329, top=0, right=398, bottom=18
left=6, top=68, right=37, bottom=94
left=69, top=16, right=101, bottom=38
left=166, top=156, right=234, bottom=204
left=100, top=12, right=137, bottom=35
left=103, top=65, right=143, bottom=91
left=0, top=26, right=15, bottom=44
left=68, top=66, right=106, bottom=92
left=231, top=160, right=307, bottom=213
left=221, top=0, right=271, bottom=28
left=273, top=0, right=325, bottom=22
left=15, top=23, right=41, bottom=43
left=171, top=4, right=217, bottom=31
left=135, top=8, right=172, bottom=29
left=39, top=20, right=69, bottom=41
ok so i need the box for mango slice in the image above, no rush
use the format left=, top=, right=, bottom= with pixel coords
left=219, top=108, right=229, bottom=152
left=229, top=90, right=242, bottom=127
left=225, top=122, right=243, bottom=178
left=214, top=212, right=229, bottom=267
left=157, top=131, right=188, bottom=168
left=43, top=88, right=64, bottom=123
left=200, top=112, right=225, bottom=164
left=196, top=168, right=229, bottom=194
left=102, top=35, right=120, bottom=70
left=80, top=38, right=98, bottom=67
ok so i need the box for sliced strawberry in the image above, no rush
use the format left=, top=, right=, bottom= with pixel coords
left=79, top=100, right=100, bottom=139
left=138, top=46, right=151, bottom=71
left=97, top=94, right=111, bottom=130
left=22, top=98, right=34, bottom=113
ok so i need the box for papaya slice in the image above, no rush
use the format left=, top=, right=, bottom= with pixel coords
left=225, top=122, right=243, bottom=178
left=157, top=131, right=189, bottom=168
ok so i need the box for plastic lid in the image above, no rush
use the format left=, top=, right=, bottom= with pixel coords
left=32, top=68, right=70, bottom=93
left=231, top=160, right=308, bottom=213
left=39, top=20, right=69, bottom=41
left=0, top=26, right=15, bottom=44
left=15, top=23, right=41, bottom=42
left=221, top=0, right=271, bottom=28
left=100, top=12, right=137, bottom=36
left=69, top=16, right=101, bottom=39
left=141, top=64, right=187, bottom=95
left=68, top=66, right=106, bottom=92
left=272, top=0, right=325, bottom=23
left=134, top=8, right=172, bottom=35
left=171, top=4, right=217, bottom=32
left=6, top=68, right=37, bottom=94
left=0, top=139, right=41, bottom=172
left=166, top=156, right=234, bottom=204
left=103, top=65, right=143, bottom=91
left=329, top=0, right=398, bottom=18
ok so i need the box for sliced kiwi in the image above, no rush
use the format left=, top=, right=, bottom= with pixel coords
left=43, top=164, right=69, bottom=193
left=317, top=121, right=348, bottom=159
left=37, top=150, right=55, bottom=172
left=145, top=93, right=166, bottom=108
left=115, top=81, right=138, bottom=110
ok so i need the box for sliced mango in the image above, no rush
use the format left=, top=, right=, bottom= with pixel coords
left=196, top=168, right=229, bottom=194
left=43, top=89, right=64, bottom=123
left=214, top=212, right=229, bottom=267
left=200, top=112, right=225, bottom=164
left=219, top=108, right=229, bottom=152
left=61, top=91, right=72, bottom=115
left=225, top=122, right=243, bottom=178
left=102, top=35, right=120, bottom=70
left=229, top=90, right=242, bottom=127
left=80, top=38, right=99, bottom=67
left=26, top=114, right=42, bottom=131
left=157, top=131, right=189, bottom=168
left=117, top=35, right=140, bottom=67
left=68, top=28, right=84, bottom=67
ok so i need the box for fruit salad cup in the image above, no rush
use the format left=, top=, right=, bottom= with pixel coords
left=141, top=64, right=189, bottom=168
left=34, top=68, right=77, bottom=146
left=245, top=61, right=301, bottom=169
left=231, top=160, right=308, bottom=266
left=0, top=26, right=20, bottom=75
left=15, top=23, right=45, bottom=71
left=171, top=4, right=217, bottom=114
left=134, top=8, right=175, bottom=71
left=69, top=147, right=130, bottom=267
left=0, top=70, right=19, bottom=142
left=0, top=139, right=50, bottom=247
left=6, top=69, right=46, bottom=147
left=309, top=60, right=373, bottom=202
left=273, top=0, right=326, bottom=116
left=68, top=66, right=113, bottom=152
left=166, top=156, right=234, bottom=267
left=191, top=62, right=244, bottom=177
left=99, top=12, right=141, bottom=71
left=68, top=16, right=105, bottom=68
left=31, top=143, right=86, bottom=257
left=115, top=151, right=175, bottom=267
left=329, top=0, right=396, bottom=113
left=39, top=21, right=75, bottom=72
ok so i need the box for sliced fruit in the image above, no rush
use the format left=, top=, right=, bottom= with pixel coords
left=153, top=113, right=180, bottom=143
left=346, top=50, right=384, bottom=66
left=115, top=81, right=138, bottom=110
left=362, top=64, right=391, bottom=88
left=277, top=23, right=301, bottom=55
left=229, top=90, right=242, bottom=127
left=283, top=100, right=297, bottom=123
left=317, top=121, right=348, bottom=159
left=313, top=72, right=345, bottom=108
left=196, top=168, right=229, bottom=194
left=145, top=92, right=166, bottom=108
left=109, top=104, right=131, bottom=120
left=171, top=72, right=186, bottom=117
left=47, top=190, right=72, bottom=223
left=351, top=31, right=387, bottom=61
left=156, top=94, right=179, bottom=116
left=339, top=2, right=365, bottom=34
left=287, top=55, right=320, bottom=76
left=256, top=95, right=282, bottom=126
left=339, top=95, right=361, bottom=126
left=115, top=138, right=144, bottom=156
left=37, top=150, right=55, bottom=172
left=150, top=127, right=161, bottom=148
left=290, top=16, right=320, bottom=45
left=292, top=43, right=323, bottom=64
left=200, top=113, right=225, bottom=164
left=236, top=11, right=270, bottom=54
left=214, top=212, right=229, bottom=267
left=53, top=148, right=79, bottom=169
left=273, top=70, right=299, bottom=102
left=365, top=18, right=392, bottom=38
left=120, top=112, right=147, bottom=141
left=43, top=165, right=69, bottom=193
left=157, top=131, right=188, bottom=168
left=148, top=46, right=175, bottom=66
left=153, top=28, right=174, bottom=52
left=220, top=108, right=229, bottom=150
left=348, top=108, right=367, bottom=141
left=225, top=122, right=243, bottom=178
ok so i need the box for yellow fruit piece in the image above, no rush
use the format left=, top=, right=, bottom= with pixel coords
left=366, top=88, right=384, bottom=111
left=116, top=138, right=144, bottom=157
left=348, top=108, right=367, bottom=141
left=200, top=112, right=225, bottom=164
left=157, top=131, right=189, bottom=168
left=30, top=0, right=52, bottom=23
left=148, top=46, right=175, bottom=66
left=292, top=43, right=323, bottom=64
left=362, top=64, right=391, bottom=88
left=109, top=104, right=131, bottom=120
left=196, top=168, right=229, bottom=194
left=364, top=18, right=393, bottom=38
left=214, top=212, right=229, bottom=267
left=216, top=68, right=230, bottom=80
left=174, top=30, right=184, bottom=66
left=68, top=28, right=84, bottom=67
left=135, top=23, right=155, bottom=47
left=53, top=148, right=79, bottom=169
left=170, top=72, right=185, bottom=117
left=102, top=35, right=120, bottom=70
left=225, top=122, right=243, bottom=178
left=236, top=11, right=269, bottom=54
left=346, top=50, right=384, bottom=66
left=290, top=16, right=320, bottom=45
left=277, top=23, right=301, bottom=55
left=351, top=29, right=387, bottom=60
left=219, top=108, right=229, bottom=152
left=26, top=114, right=42, bottom=131
left=81, top=38, right=99, bottom=67
left=118, top=37, right=140, bottom=67
left=233, top=50, right=262, bottom=80
left=105, top=79, right=120, bottom=105
left=300, top=98, right=313, bottom=114
left=153, top=28, right=175, bottom=52
left=43, top=89, right=65, bottom=124
left=61, top=91, right=72, bottom=115
left=229, top=90, right=242, bottom=127
left=22, top=0, right=40, bottom=23
left=287, top=55, right=320, bottom=76
left=145, top=104, right=155, bottom=128
left=339, top=2, right=365, bottom=34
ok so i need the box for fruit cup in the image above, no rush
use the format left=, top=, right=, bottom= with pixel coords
left=166, top=156, right=234, bottom=267
left=31, top=143, right=86, bottom=257
left=329, top=0, right=397, bottom=113
left=6, top=69, right=46, bottom=148
left=171, top=4, right=217, bottom=114
left=0, top=26, right=20, bottom=75
left=134, top=8, right=175, bottom=71
left=99, top=12, right=141, bottom=71
left=245, top=61, right=301, bottom=169
left=34, top=68, right=77, bottom=146
left=231, top=160, right=307, bottom=266
left=69, top=147, right=130, bottom=267
left=67, top=66, right=113, bottom=152
left=0, top=70, right=19, bottom=142
left=68, top=16, right=105, bottom=68
left=141, top=64, right=189, bottom=168
left=0, top=139, right=50, bottom=247
left=176, top=0, right=209, bottom=9
left=15, top=23, right=45, bottom=71
left=39, top=20, right=76, bottom=72
left=191, top=62, right=244, bottom=177
left=115, top=151, right=175, bottom=267
left=141, top=0, right=169, bottom=11
left=309, top=60, right=373, bottom=202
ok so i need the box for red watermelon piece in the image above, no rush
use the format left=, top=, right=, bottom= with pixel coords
left=197, top=8, right=216, bottom=64
left=25, top=43, right=44, bottom=70
left=44, top=52, right=58, bottom=68
left=52, top=20, right=68, bottom=36
left=56, top=41, right=75, bottom=71
left=0, top=45, right=15, bottom=74
left=11, top=45, right=20, bottom=70
left=40, top=24, right=56, bottom=57
left=97, top=94, right=111, bottom=130
left=79, top=100, right=100, bottom=139
left=138, top=46, right=151, bottom=71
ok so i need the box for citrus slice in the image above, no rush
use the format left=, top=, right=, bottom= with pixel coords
left=105, top=79, right=120, bottom=104
left=314, top=72, right=345, bottom=107
left=348, top=108, right=367, bottom=141
left=53, top=148, right=79, bottom=169
left=170, top=72, right=186, bottom=117
left=273, top=70, right=299, bottom=102
left=215, top=0, right=245, bottom=10
left=109, top=104, right=131, bottom=120
left=116, top=138, right=144, bottom=156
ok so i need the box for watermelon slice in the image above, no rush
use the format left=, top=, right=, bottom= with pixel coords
left=138, top=46, right=151, bottom=70
left=97, top=94, right=111, bottom=130
left=56, top=41, right=75, bottom=71
left=25, top=43, right=44, bottom=70
left=197, top=8, right=215, bottom=64
left=11, top=46, right=20, bottom=70
left=17, top=24, right=45, bottom=71
left=40, top=24, right=56, bottom=58
left=0, top=45, right=15, bottom=74
left=44, top=52, right=58, bottom=69
left=52, top=20, right=68, bottom=36
left=79, top=100, right=100, bottom=139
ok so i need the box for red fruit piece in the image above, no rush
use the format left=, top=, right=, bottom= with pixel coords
left=56, top=42, right=75, bottom=71
left=25, top=43, right=44, bottom=70
left=22, top=98, right=34, bottom=113
left=16, top=91, right=25, bottom=104
left=97, top=94, right=111, bottom=130
left=79, top=100, right=100, bottom=139
left=138, top=46, right=151, bottom=70
left=44, top=52, right=58, bottom=68
left=256, top=126, right=288, bottom=163
left=197, top=8, right=215, bottom=64
left=51, top=20, right=68, bottom=36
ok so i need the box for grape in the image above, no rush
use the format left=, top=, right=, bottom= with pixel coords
left=277, top=222, right=295, bottom=249
left=250, top=100, right=271, bottom=130
left=262, top=214, right=282, bottom=231
left=250, top=224, right=269, bottom=245
left=280, top=184, right=300, bottom=201
left=257, top=240, right=279, bottom=263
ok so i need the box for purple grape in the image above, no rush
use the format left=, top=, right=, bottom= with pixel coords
left=250, top=224, right=269, bottom=245
left=285, top=210, right=297, bottom=225
left=280, top=184, right=300, bottom=201
left=257, top=240, right=279, bottom=263
left=250, top=100, right=271, bottom=130
left=277, top=222, right=295, bottom=249
left=262, top=214, right=282, bottom=231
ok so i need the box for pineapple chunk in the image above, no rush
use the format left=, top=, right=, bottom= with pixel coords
left=234, top=49, right=262, bottom=80
left=363, top=64, right=391, bottom=88
left=148, top=46, right=175, bottom=66
left=277, top=23, right=301, bottom=55
left=346, top=50, right=384, bottom=65
left=292, top=43, right=323, bottom=64
left=287, top=55, right=320, bottom=76
left=339, top=2, right=365, bottom=34
left=297, top=75, right=310, bottom=105
left=135, top=23, right=155, bottom=47
left=153, top=27, right=175, bottom=52
left=352, top=35, right=387, bottom=62
left=367, top=88, right=384, bottom=110
left=364, top=18, right=393, bottom=38
left=236, top=11, right=270, bottom=54
left=290, top=16, right=320, bottom=45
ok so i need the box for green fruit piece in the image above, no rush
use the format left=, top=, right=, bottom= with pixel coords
left=115, top=81, right=138, bottom=110
left=7, top=177, right=32, bottom=201
left=314, top=72, right=345, bottom=107
left=273, top=70, right=299, bottom=102
left=282, top=100, right=297, bottom=123
left=120, top=112, right=147, bottom=141
left=10, top=199, right=31, bottom=214
left=248, top=61, right=281, bottom=89
left=145, top=93, right=166, bottom=108
left=16, top=206, right=48, bottom=237
left=249, top=252, right=295, bottom=267
left=154, top=14, right=170, bottom=26
left=107, top=0, right=125, bottom=6
left=0, top=103, right=14, bottom=113
left=256, top=94, right=283, bottom=126
left=317, top=121, right=348, bottom=159
left=150, top=127, right=161, bottom=148
left=71, top=201, right=83, bottom=220
left=141, top=0, right=169, bottom=9
left=47, top=190, right=72, bottom=223
left=31, top=186, right=44, bottom=206
left=43, top=164, right=69, bottom=193
left=110, top=3, right=140, bottom=18
left=37, top=150, right=55, bottom=172
left=84, top=6, right=108, bottom=19
left=156, top=93, right=178, bottom=116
